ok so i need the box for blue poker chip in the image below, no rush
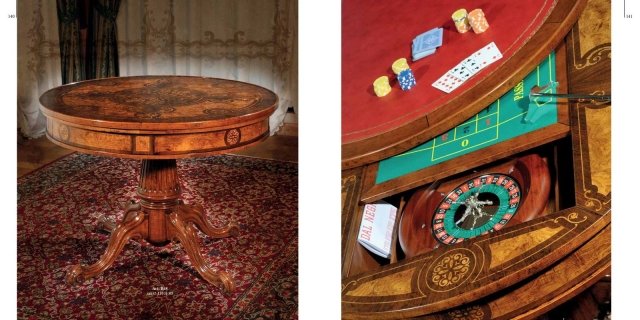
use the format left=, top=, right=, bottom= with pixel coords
left=398, top=69, right=417, bottom=91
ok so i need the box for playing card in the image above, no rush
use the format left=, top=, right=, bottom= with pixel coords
left=412, top=48, right=436, bottom=61
left=472, top=42, right=503, bottom=69
left=449, top=62, right=474, bottom=81
left=461, top=57, right=481, bottom=75
left=413, top=28, right=443, bottom=53
left=412, top=27, right=442, bottom=61
left=432, top=72, right=464, bottom=93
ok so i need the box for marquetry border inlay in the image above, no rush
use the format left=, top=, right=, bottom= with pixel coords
left=573, top=99, right=611, bottom=212
left=553, top=211, right=588, bottom=226
left=569, top=0, right=611, bottom=70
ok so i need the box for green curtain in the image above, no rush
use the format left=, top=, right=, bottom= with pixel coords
left=86, top=0, right=121, bottom=79
left=56, top=0, right=84, bottom=84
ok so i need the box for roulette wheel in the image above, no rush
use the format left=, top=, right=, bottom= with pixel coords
left=399, top=154, right=551, bottom=258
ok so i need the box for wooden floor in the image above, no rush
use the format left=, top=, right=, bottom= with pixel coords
left=18, top=124, right=298, bottom=178
left=17, top=134, right=75, bottom=178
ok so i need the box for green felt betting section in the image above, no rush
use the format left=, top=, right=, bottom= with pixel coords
left=376, top=52, right=558, bottom=184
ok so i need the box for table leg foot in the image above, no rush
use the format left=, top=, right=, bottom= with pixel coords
left=67, top=210, right=146, bottom=285
left=169, top=212, right=235, bottom=292
left=178, top=203, right=239, bottom=238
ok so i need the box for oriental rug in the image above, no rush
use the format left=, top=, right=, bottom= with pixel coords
left=17, top=154, right=298, bottom=319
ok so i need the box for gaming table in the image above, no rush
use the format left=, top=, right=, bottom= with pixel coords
left=39, top=76, right=277, bottom=292
left=341, top=0, right=611, bottom=318
left=342, top=0, right=587, bottom=169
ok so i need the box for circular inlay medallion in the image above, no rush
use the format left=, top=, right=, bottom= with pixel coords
left=58, top=124, right=70, bottom=141
left=425, top=248, right=475, bottom=292
left=225, top=128, right=241, bottom=146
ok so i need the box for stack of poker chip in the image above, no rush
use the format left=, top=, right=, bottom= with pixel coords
left=373, top=76, right=392, bottom=97
left=391, top=58, right=410, bottom=75
left=468, top=9, right=489, bottom=33
left=372, top=58, right=417, bottom=96
left=411, top=27, right=443, bottom=61
left=392, top=58, right=417, bottom=91
left=451, top=9, right=471, bottom=33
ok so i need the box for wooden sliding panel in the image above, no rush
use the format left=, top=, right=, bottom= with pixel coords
left=342, top=207, right=609, bottom=319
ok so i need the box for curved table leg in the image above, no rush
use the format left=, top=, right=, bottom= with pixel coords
left=67, top=210, right=146, bottom=284
left=169, top=212, right=235, bottom=292
left=68, top=159, right=239, bottom=291
left=178, top=203, right=239, bottom=239
left=96, top=201, right=141, bottom=233
left=122, top=201, right=142, bottom=221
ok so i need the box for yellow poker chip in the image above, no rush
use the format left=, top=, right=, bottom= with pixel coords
left=373, top=76, right=392, bottom=97
left=452, top=8, right=471, bottom=33
left=452, top=8, right=467, bottom=21
left=392, top=58, right=410, bottom=75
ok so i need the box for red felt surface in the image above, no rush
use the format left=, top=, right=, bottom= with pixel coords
left=342, top=0, right=556, bottom=143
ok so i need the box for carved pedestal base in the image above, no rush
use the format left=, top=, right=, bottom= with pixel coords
left=67, top=159, right=239, bottom=292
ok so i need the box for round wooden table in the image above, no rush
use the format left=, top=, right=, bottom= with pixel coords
left=39, top=76, right=278, bottom=292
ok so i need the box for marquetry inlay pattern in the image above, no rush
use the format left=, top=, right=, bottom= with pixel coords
left=40, top=76, right=276, bottom=160
left=428, top=250, right=473, bottom=291
left=566, top=0, right=611, bottom=213
left=446, top=305, right=490, bottom=320
left=342, top=208, right=607, bottom=318
left=58, top=124, right=69, bottom=141
left=225, top=128, right=241, bottom=146
left=42, top=77, right=275, bottom=125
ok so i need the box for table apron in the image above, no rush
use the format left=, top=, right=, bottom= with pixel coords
left=45, top=117, right=269, bottom=158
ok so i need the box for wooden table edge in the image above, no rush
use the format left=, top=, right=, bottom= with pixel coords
left=39, top=104, right=277, bottom=132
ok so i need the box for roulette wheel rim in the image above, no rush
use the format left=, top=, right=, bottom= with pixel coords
left=399, top=153, right=551, bottom=258
left=431, top=173, right=522, bottom=245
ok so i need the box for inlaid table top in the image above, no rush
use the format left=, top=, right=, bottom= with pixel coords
left=40, top=76, right=278, bottom=159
